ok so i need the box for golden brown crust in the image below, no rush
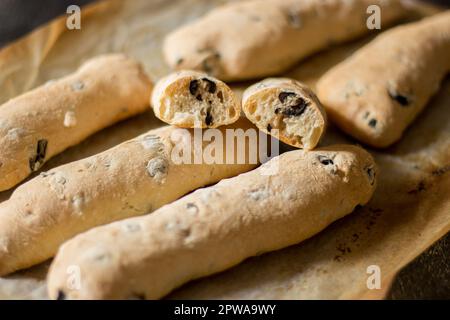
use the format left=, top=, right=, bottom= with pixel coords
left=317, top=11, right=450, bottom=148
left=163, top=0, right=405, bottom=81
left=0, top=54, right=153, bottom=191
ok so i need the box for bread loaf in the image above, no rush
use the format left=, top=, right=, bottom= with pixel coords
left=48, top=144, right=377, bottom=299
left=0, top=121, right=260, bottom=275
left=151, top=70, right=240, bottom=128
left=0, top=54, right=153, bottom=191
left=317, top=12, right=450, bottom=147
left=164, top=0, right=405, bottom=81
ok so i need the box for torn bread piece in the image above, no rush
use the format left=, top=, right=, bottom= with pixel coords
left=151, top=70, right=240, bottom=128
left=243, top=78, right=326, bottom=149
left=47, top=144, right=377, bottom=300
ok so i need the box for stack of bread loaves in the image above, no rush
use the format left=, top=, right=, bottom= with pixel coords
left=2, top=0, right=447, bottom=300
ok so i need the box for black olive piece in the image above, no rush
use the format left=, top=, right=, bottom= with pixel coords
left=432, top=165, right=450, bottom=176
left=201, top=52, right=221, bottom=73
left=29, top=139, right=48, bottom=172
left=275, top=108, right=281, bottom=114
left=202, top=78, right=217, bottom=94
left=388, top=89, right=410, bottom=106
left=196, top=94, right=203, bottom=101
left=318, top=155, right=334, bottom=166
left=189, top=80, right=199, bottom=96
left=282, top=98, right=309, bottom=117
left=205, top=110, right=213, bottom=126
left=366, top=166, right=375, bottom=185
left=56, top=290, right=66, bottom=300
left=186, top=203, right=197, bottom=210
left=286, top=12, right=301, bottom=28
left=202, top=60, right=212, bottom=73
left=278, top=91, right=297, bottom=103
left=267, top=124, right=272, bottom=132
left=37, top=139, right=47, bottom=158
left=217, top=91, right=224, bottom=103
left=368, top=119, right=377, bottom=128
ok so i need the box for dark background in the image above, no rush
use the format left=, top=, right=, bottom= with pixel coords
left=0, top=0, right=448, bottom=299
left=0, top=0, right=449, bottom=47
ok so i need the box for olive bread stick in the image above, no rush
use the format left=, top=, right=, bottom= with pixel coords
left=243, top=78, right=326, bottom=149
left=317, top=11, right=450, bottom=147
left=0, top=121, right=259, bottom=275
left=151, top=70, right=240, bottom=128
left=48, top=144, right=377, bottom=300
left=163, top=0, right=405, bottom=81
left=0, top=54, right=153, bottom=191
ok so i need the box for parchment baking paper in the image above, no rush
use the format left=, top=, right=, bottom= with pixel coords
left=0, top=0, right=448, bottom=299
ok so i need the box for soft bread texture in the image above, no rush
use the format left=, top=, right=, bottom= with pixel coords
left=163, top=0, right=405, bottom=81
left=47, top=144, right=377, bottom=300
left=151, top=70, right=240, bottom=128
left=317, top=11, right=450, bottom=148
left=243, top=78, right=326, bottom=149
left=0, top=54, right=153, bottom=191
left=0, top=121, right=260, bottom=275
